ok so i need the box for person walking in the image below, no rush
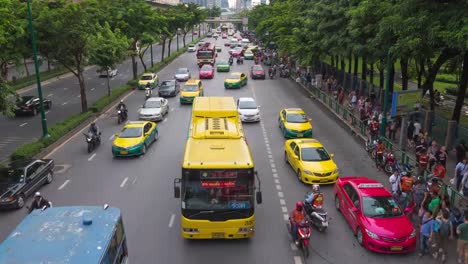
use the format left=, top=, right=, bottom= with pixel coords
left=434, top=209, right=453, bottom=262
left=420, top=210, right=435, bottom=257
left=455, top=140, right=467, bottom=163
left=456, top=213, right=468, bottom=264
left=454, top=158, right=468, bottom=191
left=436, top=146, right=449, bottom=168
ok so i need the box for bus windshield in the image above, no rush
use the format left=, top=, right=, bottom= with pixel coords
left=182, top=169, right=254, bottom=217
left=197, top=51, right=214, bottom=59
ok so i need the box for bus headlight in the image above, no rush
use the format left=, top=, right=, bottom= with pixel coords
left=183, top=228, right=199, bottom=233
left=238, top=227, right=254, bottom=233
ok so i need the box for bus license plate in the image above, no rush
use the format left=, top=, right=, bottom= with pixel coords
left=297, top=133, right=303, bottom=137
left=212, top=232, right=225, bottom=238
left=120, top=151, right=128, bottom=155
left=390, top=246, right=402, bottom=251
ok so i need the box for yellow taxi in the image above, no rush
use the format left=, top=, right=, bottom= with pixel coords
left=180, top=79, right=203, bottom=104
left=138, top=73, right=159, bottom=89
left=284, top=139, right=339, bottom=184
left=224, top=72, right=247, bottom=89
left=278, top=108, right=313, bottom=138
left=112, top=121, right=159, bottom=157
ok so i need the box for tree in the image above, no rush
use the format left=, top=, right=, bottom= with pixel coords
left=206, top=6, right=221, bottom=17
left=0, top=78, right=17, bottom=116
left=36, top=1, right=99, bottom=113
left=452, top=52, right=468, bottom=123
left=89, top=23, right=128, bottom=96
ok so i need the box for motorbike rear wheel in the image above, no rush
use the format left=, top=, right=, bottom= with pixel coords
left=87, top=142, right=93, bottom=153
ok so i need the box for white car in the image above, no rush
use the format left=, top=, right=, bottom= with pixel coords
left=138, top=97, right=169, bottom=121
left=97, top=68, right=118, bottom=78
left=187, top=44, right=197, bottom=52
left=237, top=97, right=260, bottom=122
left=174, top=68, right=191, bottom=82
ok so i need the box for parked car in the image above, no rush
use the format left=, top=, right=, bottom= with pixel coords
left=158, top=80, right=180, bottom=97
left=174, top=68, right=191, bottom=82
left=0, top=159, right=54, bottom=209
left=96, top=68, right=118, bottom=78
left=138, top=97, right=169, bottom=122
left=15, top=96, right=52, bottom=116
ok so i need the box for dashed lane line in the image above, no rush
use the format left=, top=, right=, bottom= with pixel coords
left=294, top=256, right=303, bottom=264
left=19, top=122, right=28, bottom=127
left=47, top=93, right=53, bottom=97
left=88, top=153, right=96, bottom=161
left=62, top=102, right=68, bottom=106
left=168, top=214, right=175, bottom=228
left=120, top=177, right=129, bottom=188
left=58, top=179, right=70, bottom=190
left=109, top=135, right=115, bottom=141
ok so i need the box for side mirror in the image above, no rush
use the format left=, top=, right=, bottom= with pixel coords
left=114, top=133, right=119, bottom=137
left=330, top=153, right=334, bottom=158
left=256, top=191, right=262, bottom=204
left=308, top=118, right=312, bottom=121
left=174, top=178, right=181, bottom=198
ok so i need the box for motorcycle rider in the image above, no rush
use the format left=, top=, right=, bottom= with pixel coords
left=145, top=83, right=152, bottom=99
left=289, top=201, right=306, bottom=245
left=305, top=184, right=324, bottom=209
left=116, top=100, right=128, bottom=119
left=88, top=122, right=101, bottom=143
left=28, top=192, right=51, bottom=213
left=369, top=118, right=379, bottom=141
left=376, top=139, right=385, bottom=167
left=228, top=55, right=234, bottom=65
left=268, top=67, right=274, bottom=78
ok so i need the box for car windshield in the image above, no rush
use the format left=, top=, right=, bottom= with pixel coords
left=228, top=74, right=241, bottom=79
left=176, top=68, right=188, bottom=74
left=239, top=100, right=257, bottom=109
left=301, top=147, right=330, bottom=161
left=218, top=60, right=227, bottom=65
left=183, top=84, right=198, bottom=91
left=286, top=113, right=308, bottom=123
left=0, top=168, right=24, bottom=183
left=19, top=96, right=34, bottom=104
left=362, top=196, right=403, bottom=218
left=197, top=51, right=213, bottom=58
left=234, top=47, right=242, bottom=51
left=252, top=66, right=263, bottom=71
left=188, top=44, right=194, bottom=47
left=144, top=100, right=161, bottom=108
left=160, top=81, right=175, bottom=90
left=119, top=127, right=142, bottom=138
left=201, top=65, right=212, bottom=71
left=141, top=75, right=153, bottom=80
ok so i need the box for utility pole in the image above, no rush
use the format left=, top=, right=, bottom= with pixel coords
left=380, top=51, right=392, bottom=137
left=26, top=0, right=49, bottom=138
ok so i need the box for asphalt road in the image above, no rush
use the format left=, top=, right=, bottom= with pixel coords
left=0, top=33, right=197, bottom=163
left=0, top=35, right=436, bottom=264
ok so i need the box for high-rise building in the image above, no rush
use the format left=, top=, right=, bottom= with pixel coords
left=221, top=0, right=229, bottom=8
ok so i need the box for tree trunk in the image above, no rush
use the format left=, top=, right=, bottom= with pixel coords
left=417, top=59, right=424, bottom=89
left=335, top=55, right=339, bottom=69
left=47, top=60, right=51, bottom=71
left=78, top=72, right=88, bottom=113
left=138, top=46, right=149, bottom=72
left=0, top=62, right=8, bottom=80
left=340, top=57, right=345, bottom=71
left=23, top=58, right=30, bottom=77
left=361, top=56, right=367, bottom=81
left=353, top=54, right=358, bottom=77
left=451, top=51, right=468, bottom=123
left=370, top=63, right=374, bottom=85
left=167, top=39, right=172, bottom=57
left=389, top=62, right=395, bottom=94
left=347, top=51, right=352, bottom=74
left=400, top=57, right=409, bottom=90
left=422, top=48, right=459, bottom=111
left=131, top=41, right=138, bottom=79
left=192, top=27, right=194, bottom=42
left=161, top=39, right=166, bottom=61
left=330, top=55, right=334, bottom=69
left=183, top=33, right=187, bottom=47
left=107, top=74, right=111, bottom=97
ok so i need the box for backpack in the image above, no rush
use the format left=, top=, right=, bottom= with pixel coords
left=439, top=220, right=452, bottom=237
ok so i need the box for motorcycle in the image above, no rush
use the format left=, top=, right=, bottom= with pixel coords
left=303, top=197, right=328, bottom=232
left=228, top=58, right=233, bottom=66
left=117, top=109, right=127, bottom=125
left=236, top=57, right=244, bottom=64
left=383, top=151, right=396, bottom=174
left=279, top=69, right=290, bottom=78
left=365, top=138, right=377, bottom=154
left=145, top=87, right=152, bottom=100
left=287, top=218, right=311, bottom=258
left=84, top=131, right=101, bottom=153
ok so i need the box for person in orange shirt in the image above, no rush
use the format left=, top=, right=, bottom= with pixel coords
left=289, top=201, right=306, bottom=244
left=400, top=173, right=415, bottom=193
left=433, top=161, right=446, bottom=179
left=418, top=150, right=429, bottom=177
left=375, top=139, right=385, bottom=168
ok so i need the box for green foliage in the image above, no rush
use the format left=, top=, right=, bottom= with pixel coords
left=436, top=74, right=458, bottom=85
left=0, top=77, right=17, bottom=116
left=205, top=6, right=221, bottom=17
left=89, top=23, right=129, bottom=72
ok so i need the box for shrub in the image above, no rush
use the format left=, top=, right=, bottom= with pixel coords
left=445, top=87, right=468, bottom=98
left=436, top=74, right=458, bottom=84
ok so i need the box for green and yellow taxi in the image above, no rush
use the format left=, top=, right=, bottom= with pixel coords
left=284, top=139, right=339, bottom=184
left=244, top=49, right=254, bottom=60
left=216, top=60, right=230, bottom=72
left=112, top=121, right=159, bottom=157
left=138, top=73, right=159, bottom=90
left=278, top=108, right=313, bottom=138
left=180, top=79, right=203, bottom=104
left=224, top=72, right=247, bottom=89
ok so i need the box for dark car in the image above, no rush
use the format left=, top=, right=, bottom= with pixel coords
left=0, top=159, right=54, bottom=209
left=158, top=80, right=180, bottom=97
left=15, top=96, right=52, bottom=116
left=250, top=65, right=266, bottom=79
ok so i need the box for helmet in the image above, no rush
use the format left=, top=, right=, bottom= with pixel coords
left=312, top=184, right=320, bottom=193
left=91, top=122, right=96, bottom=126
left=120, top=100, right=124, bottom=103
left=295, top=201, right=303, bottom=211
left=34, top=192, right=41, bottom=197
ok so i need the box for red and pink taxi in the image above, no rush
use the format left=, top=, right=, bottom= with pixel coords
left=199, top=64, right=215, bottom=79
left=334, top=176, right=416, bottom=253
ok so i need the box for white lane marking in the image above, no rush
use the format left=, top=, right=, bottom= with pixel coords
left=120, top=177, right=129, bottom=188
left=109, top=135, right=115, bottom=140
left=91, top=88, right=95, bottom=91
left=132, top=176, right=139, bottom=185
left=64, top=87, right=68, bottom=90
left=276, top=185, right=282, bottom=191
left=88, top=153, right=96, bottom=161
left=77, top=95, right=81, bottom=98
left=19, top=122, right=28, bottom=127
left=62, top=102, right=68, bottom=106
left=283, top=214, right=289, bottom=221
left=47, top=93, right=53, bottom=97
left=265, top=143, right=270, bottom=147
left=271, top=163, right=276, bottom=168
left=58, top=179, right=70, bottom=190
left=280, top=199, right=286, bottom=205
left=281, top=206, right=288, bottom=213
left=278, top=192, right=284, bottom=198
left=45, top=111, right=50, bottom=114
left=290, top=243, right=298, bottom=251
left=163, top=118, right=168, bottom=123
left=269, top=159, right=274, bottom=163
left=272, top=168, right=277, bottom=173
left=268, top=155, right=273, bottom=159
left=274, top=179, right=280, bottom=184
left=294, top=256, right=302, bottom=264
left=273, top=173, right=278, bottom=178
left=168, top=214, right=175, bottom=228
left=267, top=150, right=272, bottom=155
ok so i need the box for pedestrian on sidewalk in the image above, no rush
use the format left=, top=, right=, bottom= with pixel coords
left=428, top=140, right=440, bottom=170
left=418, top=150, right=429, bottom=177
left=460, top=171, right=468, bottom=197
left=434, top=209, right=453, bottom=262
left=455, top=140, right=467, bottom=163
left=420, top=210, right=435, bottom=257
left=437, top=146, right=449, bottom=168
left=456, top=213, right=468, bottom=264
left=389, top=170, right=400, bottom=194
left=454, top=159, right=468, bottom=190
left=407, top=121, right=415, bottom=148
left=388, top=119, right=397, bottom=141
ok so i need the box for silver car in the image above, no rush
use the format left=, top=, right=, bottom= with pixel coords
left=138, top=97, right=169, bottom=121
left=174, top=68, right=191, bottom=82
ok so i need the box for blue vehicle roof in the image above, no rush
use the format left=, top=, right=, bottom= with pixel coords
left=0, top=206, right=121, bottom=264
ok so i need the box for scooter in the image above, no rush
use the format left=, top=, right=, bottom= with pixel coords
left=228, top=58, right=233, bottom=66
left=383, top=151, right=396, bottom=174
left=117, top=109, right=127, bottom=125
left=303, top=198, right=328, bottom=232
left=237, top=57, right=244, bottom=64
left=287, top=218, right=311, bottom=258
left=365, top=138, right=377, bottom=154
left=145, top=87, right=152, bottom=100
left=84, top=131, right=101, bottom=153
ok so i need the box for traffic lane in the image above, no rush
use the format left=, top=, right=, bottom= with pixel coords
left=0, top=35, right=195, bottom=161
left=253, top=77, right=424, bottom=262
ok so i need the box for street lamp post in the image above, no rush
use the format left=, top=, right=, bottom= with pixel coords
left=26, top=0, right=49, bottom=138
left=380, top=51, right=392, bottom=137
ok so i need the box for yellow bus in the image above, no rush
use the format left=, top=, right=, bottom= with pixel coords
left=174, top=97, right=263, bottom=239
